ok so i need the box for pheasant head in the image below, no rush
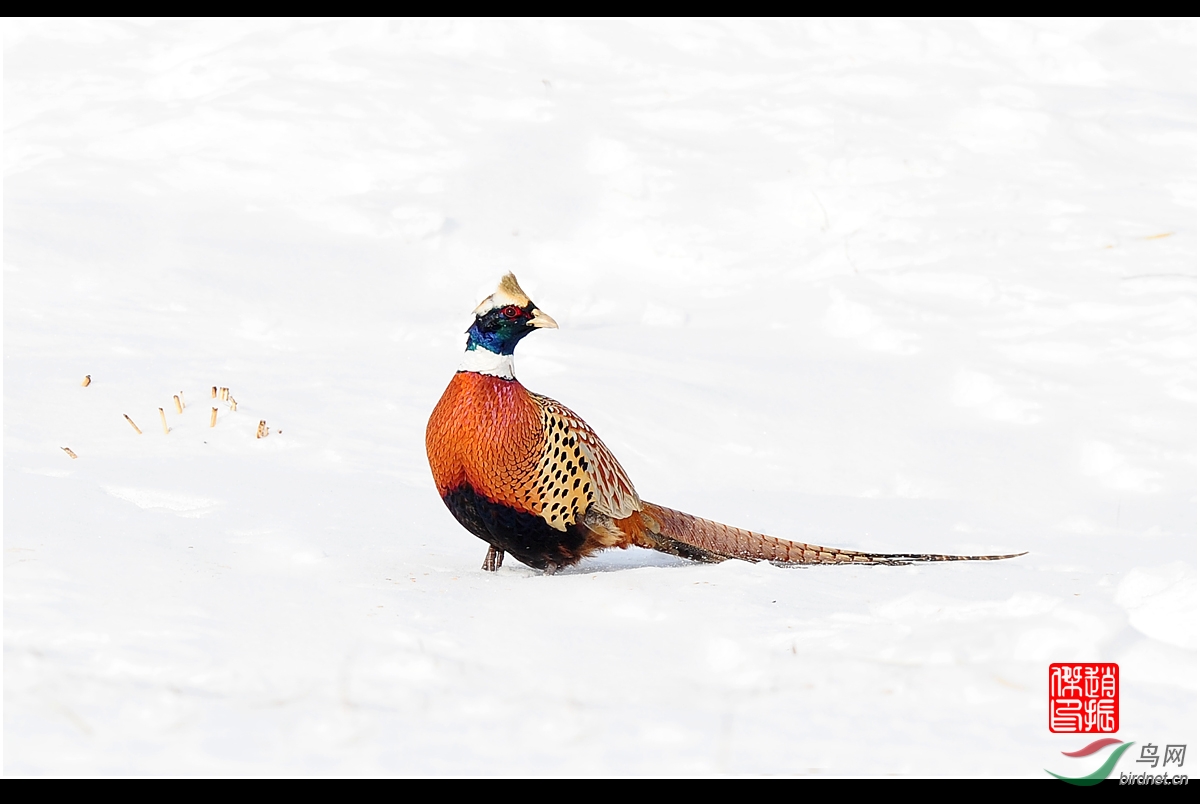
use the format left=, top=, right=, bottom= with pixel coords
left=466, top=273, right=558, bottom=356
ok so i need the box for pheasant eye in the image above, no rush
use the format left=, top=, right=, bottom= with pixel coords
left=501, top=305, right=521, bottom=319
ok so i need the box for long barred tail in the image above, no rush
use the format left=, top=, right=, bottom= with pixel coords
left=633, top=502, right=1025, bottom=566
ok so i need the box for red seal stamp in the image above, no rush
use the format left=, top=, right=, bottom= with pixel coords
left=1050, top=663, right=1119, bottom=733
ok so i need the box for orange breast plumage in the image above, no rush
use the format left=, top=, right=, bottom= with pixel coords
left=426, top=371, right=545, bottom=516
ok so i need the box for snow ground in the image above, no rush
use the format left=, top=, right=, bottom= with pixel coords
left=3, top=19, right=1196, bottom=775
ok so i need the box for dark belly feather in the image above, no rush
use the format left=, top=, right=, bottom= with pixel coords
left=441, top=485, right=588, bottom=571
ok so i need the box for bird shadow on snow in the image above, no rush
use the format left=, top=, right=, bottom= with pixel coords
left=556, top=548, right=714, bottom=575
left=549, top=552, right=912, bottom=577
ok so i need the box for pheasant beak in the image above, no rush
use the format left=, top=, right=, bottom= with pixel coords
left=528, top=308, right=558, bottom=329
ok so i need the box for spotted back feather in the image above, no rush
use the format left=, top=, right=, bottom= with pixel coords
left=534, top=395, right=641, bottom=523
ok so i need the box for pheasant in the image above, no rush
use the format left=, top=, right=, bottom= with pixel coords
left=426, top=274, right=1024, bottom=573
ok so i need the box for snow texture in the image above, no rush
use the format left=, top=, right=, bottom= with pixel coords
left=4, top=19, right=1196, bottom=775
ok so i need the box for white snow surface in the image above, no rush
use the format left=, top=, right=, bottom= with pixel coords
left=4, top=20, right=1196, bottom=775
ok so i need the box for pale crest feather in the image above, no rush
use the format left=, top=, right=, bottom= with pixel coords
left=473, top=272, right=532, bottom=317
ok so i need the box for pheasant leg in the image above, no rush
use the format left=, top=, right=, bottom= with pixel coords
left=482, top=546, right=504, bottom=572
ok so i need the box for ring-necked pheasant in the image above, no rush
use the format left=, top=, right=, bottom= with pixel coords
left=426, top=274, right=1024, bottom=573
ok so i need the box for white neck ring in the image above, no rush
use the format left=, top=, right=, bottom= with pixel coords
left=458, top=347, right=515, bottom=380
